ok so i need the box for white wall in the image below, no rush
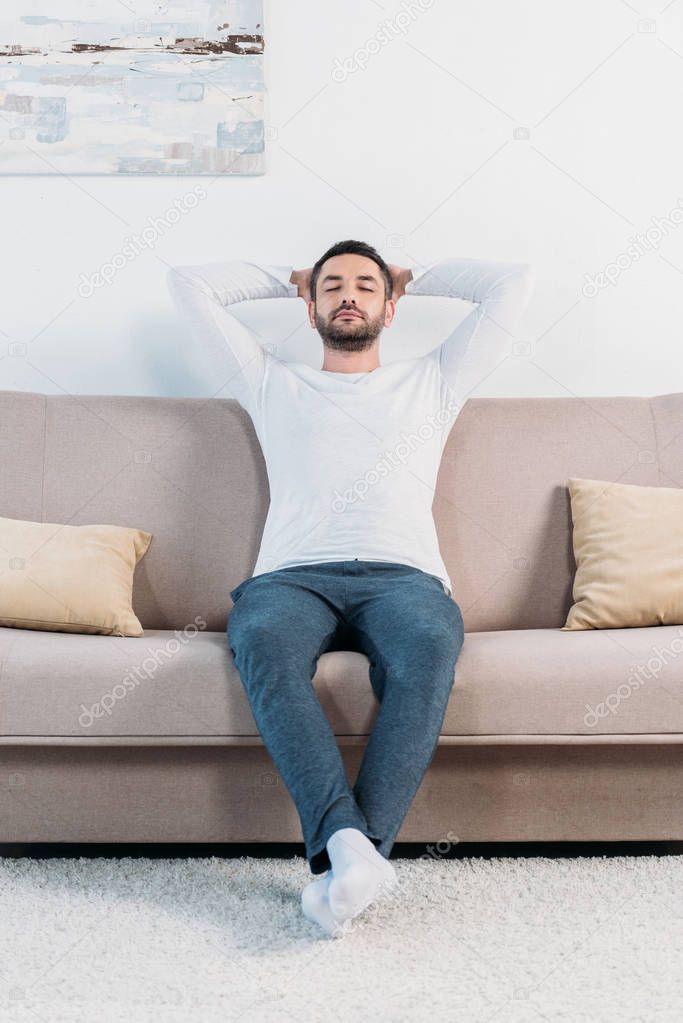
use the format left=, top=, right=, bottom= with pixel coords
left=2, top=0, right=683, bottom=400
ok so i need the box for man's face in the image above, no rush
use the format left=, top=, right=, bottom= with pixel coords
left=309, top=253, right=395, bottom=353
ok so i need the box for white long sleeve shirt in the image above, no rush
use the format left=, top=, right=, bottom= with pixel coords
left=167, top=255, right=535, bottom=597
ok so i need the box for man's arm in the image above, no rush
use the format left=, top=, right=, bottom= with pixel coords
left=401, top=256, right=536, bottom=402
left=166, top=260, right=299, bottom=417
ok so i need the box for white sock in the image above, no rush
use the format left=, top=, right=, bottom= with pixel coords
left=325, top=827, right=397, bottom=922
left=301, top=872, right=352, bottom=939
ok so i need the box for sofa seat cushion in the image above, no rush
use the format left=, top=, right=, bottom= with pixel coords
left=445, top=624, right=683, bottom=736
left=1, top=624, right=682, bottom=741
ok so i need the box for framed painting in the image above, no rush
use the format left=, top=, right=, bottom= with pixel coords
left=0, top=0, right=265, bottom=175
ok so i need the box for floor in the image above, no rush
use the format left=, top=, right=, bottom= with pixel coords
left=1, top=842, right=682, bottom=1022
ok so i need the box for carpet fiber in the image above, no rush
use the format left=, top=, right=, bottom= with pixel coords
left=1, top=853, right=683, bottom=1022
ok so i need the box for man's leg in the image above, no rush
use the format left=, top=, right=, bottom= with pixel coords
left=345, top=569, right=465, bottom=859
left=227, top=569, right=377, bottom=875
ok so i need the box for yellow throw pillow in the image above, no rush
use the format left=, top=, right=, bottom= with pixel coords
left=0, top=516, right=152, bottom=637
left=562, top=477, right=683, bottom=630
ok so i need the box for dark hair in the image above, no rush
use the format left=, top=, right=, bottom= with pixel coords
left=310, top=239, right=393, bottom=302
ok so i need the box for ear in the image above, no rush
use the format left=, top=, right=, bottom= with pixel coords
left=307, top=298, right=316, bottom=328
left=383, top=297, right=396, bottom=327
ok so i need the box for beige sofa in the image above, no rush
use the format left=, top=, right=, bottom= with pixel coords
left=1, top=387, right=683, bottom=848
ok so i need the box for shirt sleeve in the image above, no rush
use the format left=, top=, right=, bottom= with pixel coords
left=166, top=260, right=298, bottom=418
left=405, top=256, right=536, bottom=402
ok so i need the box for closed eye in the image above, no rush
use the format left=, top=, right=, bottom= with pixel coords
left=325, top=285, right=374, bottom=291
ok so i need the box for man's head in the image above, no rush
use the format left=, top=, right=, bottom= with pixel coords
left=308, top=240, right=395, bottom=356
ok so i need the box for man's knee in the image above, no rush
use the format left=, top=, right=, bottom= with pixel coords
left=227, top=612, right=328, bottom=679
left=227, top=615, right=281, bottom=660
left=413, top=604, right=464, bottom=655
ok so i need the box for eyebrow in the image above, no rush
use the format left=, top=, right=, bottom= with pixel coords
left=321, top=273, right=378, bottom=285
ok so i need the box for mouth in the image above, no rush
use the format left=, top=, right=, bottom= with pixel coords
left=336, top=310, right=363, bottom=320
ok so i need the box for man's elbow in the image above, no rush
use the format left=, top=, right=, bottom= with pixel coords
left=166, top=265, right=205, bottom=301
left=166, top=266, right=182, bottom=296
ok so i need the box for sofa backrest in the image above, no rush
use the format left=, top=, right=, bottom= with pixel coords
left=435, top=391, right=682, bottom=631
left=0, top=389, right=681, bottom=633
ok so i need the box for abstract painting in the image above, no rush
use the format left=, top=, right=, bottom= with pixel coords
left=0, top=1, right=265, bottom=175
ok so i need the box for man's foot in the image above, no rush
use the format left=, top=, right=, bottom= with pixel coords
left=325, top=827, right=397, bottom=922
left=301, top=872, right=353, bottom=939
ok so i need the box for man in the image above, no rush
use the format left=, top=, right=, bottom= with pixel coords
left=167, top=240, right=535, bottom=939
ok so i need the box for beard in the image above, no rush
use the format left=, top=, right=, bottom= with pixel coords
left=314, top=306, right=385, bottom=353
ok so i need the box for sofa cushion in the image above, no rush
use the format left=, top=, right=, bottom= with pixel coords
left=563, top=477, right=683, bottom=630
left=0, top=515, right=152, bottom=637
left=1, top=624, right=682, bottom=741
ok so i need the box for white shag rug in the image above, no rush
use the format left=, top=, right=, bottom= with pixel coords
left=1, top=854, right=683, bottom=1023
